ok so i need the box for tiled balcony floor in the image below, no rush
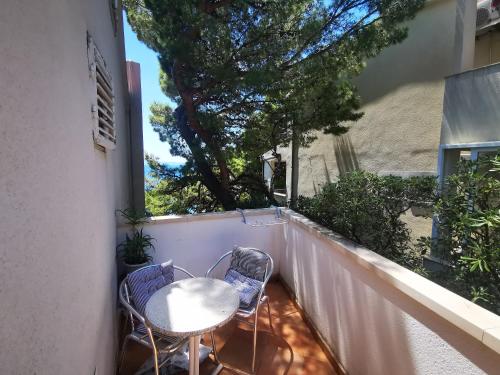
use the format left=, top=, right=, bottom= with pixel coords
left=120, top=281, right=337, bottom=374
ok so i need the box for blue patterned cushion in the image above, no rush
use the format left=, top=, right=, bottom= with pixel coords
left=127, top=261, right=174, bottom=315
left=224, top=268, right=263, bottom=309
left=229, top=246, right=269, bottom=282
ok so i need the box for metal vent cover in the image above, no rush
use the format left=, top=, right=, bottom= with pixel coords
left=87, top=34, right=116, bottom=150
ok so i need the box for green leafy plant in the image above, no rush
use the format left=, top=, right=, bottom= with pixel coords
left=424, top=154, right=500, bottom=313
left=295, top=171, right=435, bottom=270
left=117, top=209, right=155, bottom=265
left=117, top=208, right=148, bottom=227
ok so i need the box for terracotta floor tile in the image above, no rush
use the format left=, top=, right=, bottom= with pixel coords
left=266, top=282, right=298, bottom=318
left=271, top=312, right=331, bottom=363
left=119, top=281, right=337, bottom=375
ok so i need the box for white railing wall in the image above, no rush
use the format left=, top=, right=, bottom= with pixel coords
left=281, top=210, right=500, bottom=375
left=119, top=209, right=284, bottom=278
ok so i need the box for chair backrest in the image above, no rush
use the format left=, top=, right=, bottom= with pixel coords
left=228, top=246, right=272, bottom=282
left=125, top=261, right=174, bottom=315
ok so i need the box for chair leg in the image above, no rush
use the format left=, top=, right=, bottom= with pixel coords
left=210, top=330, right=220, bottom=363
left=118, top=335, right=131, bottom=374
left=251, top=312, right=258, bottom=373
left=266, top=298, right=275, bottom=335
left=146, top=328, right=160, bottom=375
left=121, top=313, right=130, bottom=342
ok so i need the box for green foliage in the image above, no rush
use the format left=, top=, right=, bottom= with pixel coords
left=296, top=171, right=435, bottom=270
left=295, top=157, right=500, bottom=314
left=423, top=155, right=500, bottom=313
left=124, top=0, right=424, bottom=209
left=116, top=208, right=148, bottom=226
left=144, top=154, right=271, bottom=215
left=116, top=209, right=155, bottom=265
left=146, top=179, right=218, bottom=215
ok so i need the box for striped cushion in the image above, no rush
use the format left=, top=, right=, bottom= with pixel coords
left=224, top=268, right=262, bottom=309
left=127, top=261, right=174, bottom=315
left=229, top=246, right=268, bottom=281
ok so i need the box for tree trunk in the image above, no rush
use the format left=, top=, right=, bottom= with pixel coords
left=171, top=61, right=235, bottom=209
left=290, top=128, right=300, bottom=208
left=174, top=106, right=237, bottom=210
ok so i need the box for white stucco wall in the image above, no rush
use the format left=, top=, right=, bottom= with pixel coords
left=280, top=211, right=500, bottom=375
left=121, top=209, right=286, bottom=279
left=0, top=1, right=131, bottom=374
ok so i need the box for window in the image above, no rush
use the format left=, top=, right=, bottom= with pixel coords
left=262, top=154, right=287, bottom=204
left=87, top=33, right=116, bottom=150
left=438, top=142, right=500, bottom=187
left=431, top=141, right=500, bottom=257
left=273, top=161, right=287, bottom=192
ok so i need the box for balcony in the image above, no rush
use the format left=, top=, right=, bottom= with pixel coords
left=117, top=208, right=500, bottom=374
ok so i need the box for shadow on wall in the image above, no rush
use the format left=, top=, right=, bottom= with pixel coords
left=333, top=134, right=359, bottom=177
left=309, top=154, right=332, bottom=195
left=306, top=134, right=359, bottom=196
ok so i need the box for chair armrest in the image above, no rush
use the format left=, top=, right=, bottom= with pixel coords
left=205, top=251, right=232, bottom=278
left=173, top=265, right=195, bottom=278
left=118, top=280, right=146, bottom=324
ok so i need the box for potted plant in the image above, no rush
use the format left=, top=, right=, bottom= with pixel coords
left=117, top=208, right=155, bottom=275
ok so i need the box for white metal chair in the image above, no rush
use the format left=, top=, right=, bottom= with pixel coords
left=205, top=247, right=274, bottom=374
left=118, top=262, right=195, bottom=375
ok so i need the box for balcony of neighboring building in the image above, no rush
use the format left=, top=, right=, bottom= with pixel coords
left=441, top=61, right=500, bottom=147
left=441, top=2, right=500, bottom=146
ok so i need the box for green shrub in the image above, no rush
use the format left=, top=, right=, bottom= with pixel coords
left=116, top=208, right=155, bottom=265
left=295, top=160, right=500, bottom=315
left=422, top=155, right=500, bottom=313
left=295, top=171, right=435, bottom=270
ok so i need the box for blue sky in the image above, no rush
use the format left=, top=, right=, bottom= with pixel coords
left=123, top=16, right=185, bottom=165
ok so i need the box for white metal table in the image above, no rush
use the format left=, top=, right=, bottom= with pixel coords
left=145, top=277, right=240, bottom=375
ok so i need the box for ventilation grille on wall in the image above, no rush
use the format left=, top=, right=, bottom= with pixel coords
left=88, top=34, right=116, bottom=150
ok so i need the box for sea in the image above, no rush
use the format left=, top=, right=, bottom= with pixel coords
left=144, top=162, right=184, bottom=177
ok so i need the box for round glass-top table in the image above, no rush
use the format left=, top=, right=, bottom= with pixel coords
left=145, top=277, right=240, bottom=375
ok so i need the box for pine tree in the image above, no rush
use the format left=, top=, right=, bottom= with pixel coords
left=125, top=0, right=424, bottom=210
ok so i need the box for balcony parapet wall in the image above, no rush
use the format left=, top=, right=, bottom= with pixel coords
left=282, top=209, right=500, bottom=374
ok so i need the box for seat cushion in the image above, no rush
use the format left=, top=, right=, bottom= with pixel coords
left=224, top=268, right=263, bottom=309
left=229, top=246, right=269, bottom=281
left=127, top=261, right=174, bottom=315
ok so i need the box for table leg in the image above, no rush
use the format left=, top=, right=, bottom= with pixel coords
left=189, top=335, right=201, bottom=375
